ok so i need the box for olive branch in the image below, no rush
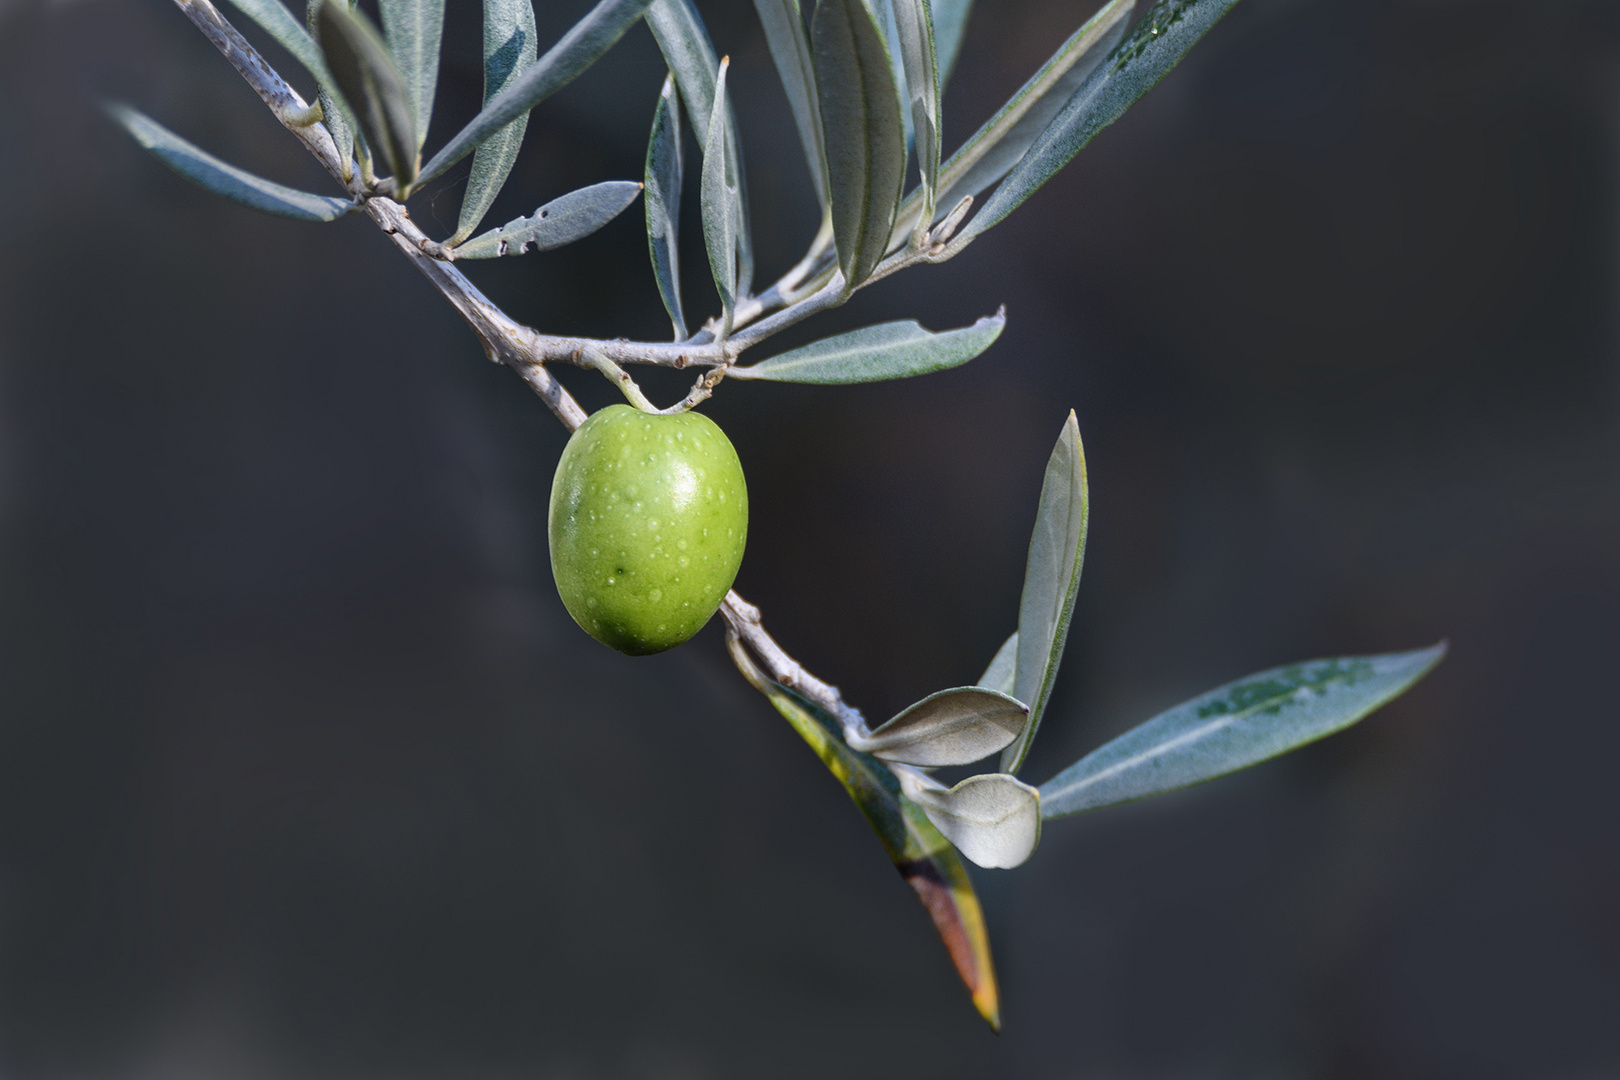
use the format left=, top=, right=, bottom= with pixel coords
left=115, top=0, right=1445, bottom=1027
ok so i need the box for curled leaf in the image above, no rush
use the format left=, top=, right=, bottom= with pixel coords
left=848, top=687, right=1027, bottom=767
left=898, top=770, right=1042, bottom=869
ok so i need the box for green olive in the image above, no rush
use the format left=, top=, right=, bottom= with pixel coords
left=549, top=405, right=748, bottom=655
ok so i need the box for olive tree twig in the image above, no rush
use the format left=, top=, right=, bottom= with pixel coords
left=174, top=0, right=874, bottom=738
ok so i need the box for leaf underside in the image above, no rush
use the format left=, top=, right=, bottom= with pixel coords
left=453, top=0, right=539, bottom=242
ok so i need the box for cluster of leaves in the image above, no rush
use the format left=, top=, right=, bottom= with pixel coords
left=113, top=0, right=1256, bottom=386
left=114, top=0, right=1447, bottom=1027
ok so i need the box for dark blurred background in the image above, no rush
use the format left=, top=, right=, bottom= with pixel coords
left=1, top=0, right=1617, bottom=1075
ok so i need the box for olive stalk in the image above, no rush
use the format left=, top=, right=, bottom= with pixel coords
left=173, top=0, right=875, bottom=735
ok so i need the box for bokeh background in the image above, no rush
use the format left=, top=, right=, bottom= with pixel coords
left=1, top=0, right=1617, bottom=1075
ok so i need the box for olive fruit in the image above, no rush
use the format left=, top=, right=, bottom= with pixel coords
left=549, top=405, right=748, bottom=655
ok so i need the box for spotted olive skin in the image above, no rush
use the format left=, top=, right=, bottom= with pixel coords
left=549, top=405, right=748, bottom=655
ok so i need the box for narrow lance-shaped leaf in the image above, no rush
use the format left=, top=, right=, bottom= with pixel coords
left=847, top=687, right=1027, bottom=767
left=813, top=0, right=907, bottom=289
left=958, top=0, right=1240, bottom=243
left=314, top=0, right=418, bottom=193
left=1040, top=644, right=1448, bottom=818
left=644, top=75, right=688, bottom=340
left=976, top=632, right=1018, bottom=697
left=453, top=0, right=540, bottom=243
left=889, top=0, right=1133, bottom=248
left=646, top=0, right=755, bottom=296
left=453, top=180, right=642, bottom=258
left=108, top=104, right=353, bottom=222
left=223, top=0, right=330, bottom=86
left=877, top=0, right=914, bottom=156
left=1001, top=411, right=1088, bottom=774
left=307, top=0, right=357, bottom=182
left=699, top=58, right=740, bottom=337
left=728, top=309, right=1003, bottom=384
left=751, top=0, right=828, bottom=206
left=379, top=0, right=444, bottom=152
left=897, top=769, right=1042, bottom=870
left=418, top=0, right=654, bottom=187
left=929, top=0, right=972, bottom=89
left=891, top=0, right=940, bottom=240
left=727, top=637, right=1002, bottom=1029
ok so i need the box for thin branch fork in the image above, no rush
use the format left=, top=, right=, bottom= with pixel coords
left=174, top=0, right=873, bottom=735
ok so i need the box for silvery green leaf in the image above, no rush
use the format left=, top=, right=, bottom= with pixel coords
left=453, top=0, right=539, bottom=242
left=1001, top=411, right=1088, bottom=774
left=812, top=0, right=906, bottom=289
left=453, top=180, right=642, bottom=258
left=223, top=0, right=329, bottom=85
left=108, top=104, right=352, bottom=221
left=699, top=59, right=740, bottom=337
left=876, top=0, right=914, bottom=155
left=898, top=770, right=1042, bottom=869
left=889, top=0, right=1132, bottom=248
left=379, top=0, right=443, bottom=152
left=728, top=309, right=1003, bottom=384
left=891, top=0, right=939, bottom=236
left=1040, top=644, right=1448, bottom=819
left=959, top=0, right=1240, bottom=242
left=418, top=0, right=654, bottom=187
left=306, top=0, right=357, bottom=181
left=976, top=632, right=1018, bottom=697
left=728, top=640, right=1001, bottom=1027
left=848, top=687, right=1027, bottom=767
left=751, top=0, right=827, bottom=205
left=644, top=75, right=687, bottom=340
left=317, top=82, right=357, bottom=180
left=646, top=0, right=754, bottom=296
left=929, top=0, right=971, bottom=87
left=314, top=0, right=418, bottom=192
